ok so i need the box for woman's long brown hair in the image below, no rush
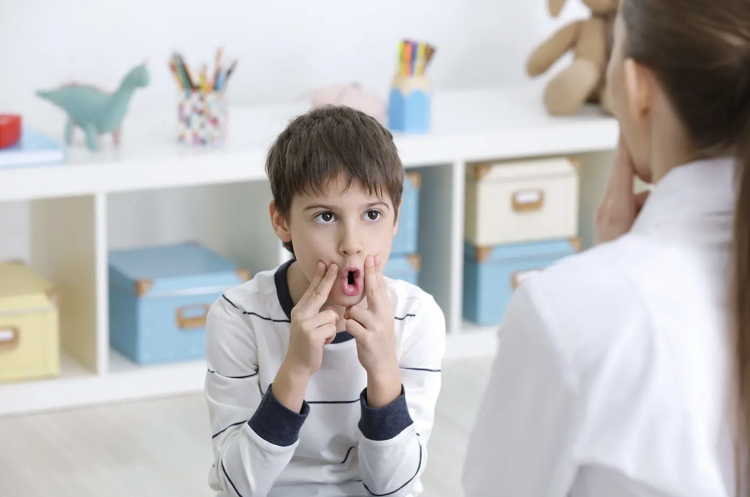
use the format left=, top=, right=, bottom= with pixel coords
left=621, top=0, right=750, bottom=491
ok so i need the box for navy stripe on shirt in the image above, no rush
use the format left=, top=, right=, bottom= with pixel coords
left=212, top=420, right=247, bottom=439
left=221, top=460, right=246, bottom=497
left=222, top=295, right=290, bottom=323
left=208, top=368, right=259, bottom=379
left=400, top=367, right=441, bottom=373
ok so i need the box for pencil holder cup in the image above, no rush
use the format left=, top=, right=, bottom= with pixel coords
left=177, top=90, right=227, bottom=146
left=388, top=75, right=431, bottom=134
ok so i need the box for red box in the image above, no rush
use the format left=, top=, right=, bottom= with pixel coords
left=0, top=115, right=22, bottom=149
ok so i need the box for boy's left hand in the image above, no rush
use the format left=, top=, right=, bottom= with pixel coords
left=345, top=255, right=402, bottom=407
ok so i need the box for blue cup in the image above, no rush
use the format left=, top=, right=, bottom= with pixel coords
left=388, top=76, right=431, bottom=134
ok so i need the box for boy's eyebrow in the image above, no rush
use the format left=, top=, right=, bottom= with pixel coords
left=303, top=201, right=391, bottom=211
left=364, top=201, right=390, bottom=210
left=303, top=204, right=335, bottom=212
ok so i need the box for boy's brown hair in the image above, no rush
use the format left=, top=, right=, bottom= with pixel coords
left=266, top=105, right=405, bottom=255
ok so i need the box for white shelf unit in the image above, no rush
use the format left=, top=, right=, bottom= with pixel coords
left=0, top=84, right=618, bottom=416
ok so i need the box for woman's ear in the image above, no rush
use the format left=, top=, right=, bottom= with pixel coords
left=269, top=201, right=292, bottom=244
left=549, top=0, right=568, bottom=17
left=623, top=58, right=655, bottom=122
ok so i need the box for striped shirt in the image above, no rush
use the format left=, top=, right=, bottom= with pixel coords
left=204, top=260, right=446, bottom=497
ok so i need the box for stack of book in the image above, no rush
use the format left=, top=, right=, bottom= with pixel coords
left=0, top=124, right=65, bottom=170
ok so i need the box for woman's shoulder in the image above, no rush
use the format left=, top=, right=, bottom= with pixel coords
left=515, top=234, right=660, bottom=375
left=526, top=233, right=657, bottom=303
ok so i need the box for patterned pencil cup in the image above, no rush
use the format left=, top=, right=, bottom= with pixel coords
left=177, top=90, right=227, bottom=146
left=388, top=75, right=431, bottom=134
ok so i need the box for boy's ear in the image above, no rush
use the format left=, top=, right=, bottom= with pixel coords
left=269, top=201, right=292, bottom=244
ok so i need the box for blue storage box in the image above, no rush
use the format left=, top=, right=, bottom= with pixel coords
left=463, top=238, right=580, bottom=327
left=392, top=172, right=421, bottom=255
left=108, top=243, right=251, bottom=365
left=384, top=254, right=421, bottom=286
left=388, top=76, right=431, bottom=134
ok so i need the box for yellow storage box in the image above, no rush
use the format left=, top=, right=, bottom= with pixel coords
left=0, top=261, right=60, bottom=382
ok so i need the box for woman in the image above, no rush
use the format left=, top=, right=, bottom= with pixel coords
left=462, top=0, right=750, bottom=495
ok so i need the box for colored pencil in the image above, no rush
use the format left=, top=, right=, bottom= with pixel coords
left=211, top=47, right=224, bottom=90
left=199, top=65, right=208, bottom=92
left=396, top=40, right=436, bottom=77
left=415, top=42, right=426, bottom=76
left=398, top=40, right=406, bottom=76
left=404, top=42, right=413, bottom=76
left=169, top=60, right=184, bottom=90
left=169, top=49, right=237, bottom=92
left=177, top=53, right=195, bottom=90
left=223, top=60, right=237, bottom=88
left=174, top=54, right=191, bottom=90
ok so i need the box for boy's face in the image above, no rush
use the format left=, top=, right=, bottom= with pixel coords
left=272, top=175, right=399, bottom=307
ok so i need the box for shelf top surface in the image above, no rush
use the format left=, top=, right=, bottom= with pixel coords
left=0, top=83, right=618, bottom=202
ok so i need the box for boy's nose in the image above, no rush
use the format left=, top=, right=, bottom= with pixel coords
left=339, top=229, right=363, bottom=256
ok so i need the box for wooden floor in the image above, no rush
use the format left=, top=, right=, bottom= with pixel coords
left=0, top=357, right=493, bottom=497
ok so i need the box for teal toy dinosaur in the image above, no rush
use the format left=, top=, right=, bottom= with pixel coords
left=36, top=62, right=150, bottom=151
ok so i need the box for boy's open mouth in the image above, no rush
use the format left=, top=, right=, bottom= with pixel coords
left=342, top=267, right=362, bottom=297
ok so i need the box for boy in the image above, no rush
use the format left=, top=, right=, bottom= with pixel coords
left=204, top=105, right=446, bottom=497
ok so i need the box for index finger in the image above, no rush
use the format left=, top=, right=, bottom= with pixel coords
left=296, top=261, right=326, bottom=308
left=364, top=256, right=382, bottom=308
left=304, top=262, right=339, bottom=312
left=374, top=255, right=391, bottom=305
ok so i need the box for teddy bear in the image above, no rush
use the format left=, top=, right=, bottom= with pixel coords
left=526, top=0, right=620, bottom=116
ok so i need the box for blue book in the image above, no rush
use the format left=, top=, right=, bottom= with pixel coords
left=0, top=126, right=65, bottom=169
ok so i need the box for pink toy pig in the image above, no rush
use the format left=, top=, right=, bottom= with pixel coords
left=310, top=83, right=386, bottom=122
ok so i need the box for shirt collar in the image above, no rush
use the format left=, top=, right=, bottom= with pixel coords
left=631, top=157, right=737, bottom=239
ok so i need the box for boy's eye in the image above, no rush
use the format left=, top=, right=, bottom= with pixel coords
left=365, top=210, right=382, bottom=221
left=314, top=212, right=335, bottom=224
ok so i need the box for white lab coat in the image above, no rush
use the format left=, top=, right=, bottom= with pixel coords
left=462, top=158, right=738, bottom=497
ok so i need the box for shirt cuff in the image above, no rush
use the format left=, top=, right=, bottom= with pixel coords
left=358, top=385, right=414, bottom=441
left=247, top=383, right=309, bottom=447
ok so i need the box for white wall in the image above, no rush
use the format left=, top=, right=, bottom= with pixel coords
left=0, top=0, right=588, bottom=115
left=0, top=0, right=589, bottom=261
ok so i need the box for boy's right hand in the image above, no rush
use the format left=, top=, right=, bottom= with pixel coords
left=274, top=262, right=339, bottom=413
left=283, top=262, right=340, bottom=378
